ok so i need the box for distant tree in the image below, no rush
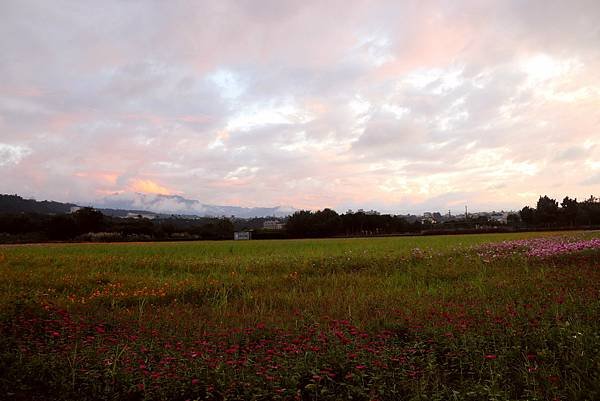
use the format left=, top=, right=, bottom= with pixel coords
left=313, top=208, right=341, bottom=236
left=46, top=215, right=77, bottom=240
left=212, top=218, right=234, bottom=239
left=535, top=196, right=559, bottom=226
left=560, top=196, right=578, bottom=226
left=519, top=206, right=536, bottom=225
left=73, top=207, right=104, bottom=234
left=507, top=213, right=520, bottom=226
left=578, top=195, right=600, bottom=225
left=0, top=213, right=42, bottom=234
left=286, top=211, right=314, bottom=237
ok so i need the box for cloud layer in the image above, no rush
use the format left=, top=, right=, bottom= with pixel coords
left=1, top=0, right=599, bottom=213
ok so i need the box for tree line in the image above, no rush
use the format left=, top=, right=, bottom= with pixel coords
left=1, top=194, right=599, bottom=243
left=284, top=195, right=600, bottom=238
left=0, top=207, right=234, bottom=243
left=286, top=209, right=422, bottom=237
left=519, top=195, right=600, bottom=227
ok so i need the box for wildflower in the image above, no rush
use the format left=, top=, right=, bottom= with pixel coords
left=191, top=379, right=200, bottom=385
left=484, top=354, right=497, bottom=360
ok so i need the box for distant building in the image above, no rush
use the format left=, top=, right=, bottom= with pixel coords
left=234, top=231, right=252, bottom=240
left=69, top=206, right=82, bottom=213
left=263, top=220, right=285, bottom=230
left=126, top=212, right=156, bottom=220
left=490, top=212, right=509, bottom=224
left=421, top=212, right=438, bottom=224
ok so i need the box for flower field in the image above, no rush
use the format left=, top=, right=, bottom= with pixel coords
left=1, top=232, right=600, bottom=400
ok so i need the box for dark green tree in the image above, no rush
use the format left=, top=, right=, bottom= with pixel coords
left=507, top=213, right=521, bottom=226
left=73, top=207, right=104, bottom=234
left=560, top=196, right=578, bottom=226
left=519, top=206, right=535, bottom=225
left=535, top=196, right=559, bottom=226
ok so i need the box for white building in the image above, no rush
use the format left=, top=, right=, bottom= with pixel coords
left=263, top=220, right=285, bottom=230
left=234, top=231, right=252, bottom=240
left=490, top=212, right=509, bottom=224
left=126, top=212, right=156, bottom=220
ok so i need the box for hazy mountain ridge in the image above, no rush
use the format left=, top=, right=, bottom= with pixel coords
left=93, top=193, right=296, bottom=218
left=0, top=194, right=77, bottom=215
left=0, top=193, right=296, bottom=218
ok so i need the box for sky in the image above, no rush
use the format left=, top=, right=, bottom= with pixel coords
left=1, top=0, right=599, bottom=215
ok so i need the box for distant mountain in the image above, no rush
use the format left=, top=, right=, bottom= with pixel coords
left=0, top=194, right=77, bottom=214
left=92, top=193, right=296, bottom=218
left=0, top=193, right=297, bottom=219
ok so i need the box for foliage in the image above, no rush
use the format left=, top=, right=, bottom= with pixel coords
left=287, top=209, right=419, bottom=238
left=519, top=194, right=600, bottom=229
left=0, top=211, right=235, bottom=243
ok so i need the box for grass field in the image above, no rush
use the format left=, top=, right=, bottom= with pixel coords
left=1, top=231, right=600, bottom=400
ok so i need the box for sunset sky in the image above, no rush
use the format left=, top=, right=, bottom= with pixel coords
left=1, top=0, right=599, bottom=214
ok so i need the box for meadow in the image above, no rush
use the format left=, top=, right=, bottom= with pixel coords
left=1, top=231, right=599, bottom=401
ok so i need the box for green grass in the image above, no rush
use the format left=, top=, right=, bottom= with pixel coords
left=1, top=231, right=599, bottom=400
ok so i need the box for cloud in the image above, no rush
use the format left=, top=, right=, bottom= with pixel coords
left=0, top=143, right=31, bottom=166
left=581, top=172, right=600, bottom=186
left=554, top=146, right=589, bottom=161
left=130, top=179, right=173, bottom=195
left=351, top=112, right=428, bottom=160
left=1, top=0, right=600, bottom=213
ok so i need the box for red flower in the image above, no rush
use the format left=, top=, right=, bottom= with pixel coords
left=548, top=375, right=560, bottom=384
left=484, top=354, right=497, bottom=360
left=191, top=379, right=200, bottom=385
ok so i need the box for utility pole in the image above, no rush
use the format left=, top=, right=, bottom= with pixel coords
left=465, top=205, right=468, bottom=219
